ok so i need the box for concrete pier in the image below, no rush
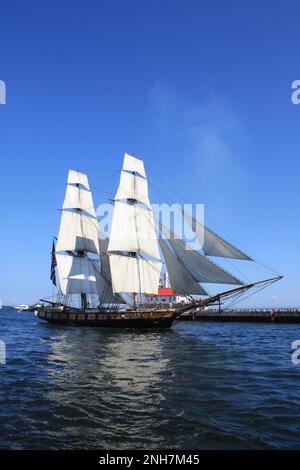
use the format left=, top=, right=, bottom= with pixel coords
left=177, top=308, right=300, bottom=323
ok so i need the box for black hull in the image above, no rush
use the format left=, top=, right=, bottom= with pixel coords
left=41, top=317, right=174, bottom=328
left=36, top=309, right=176, bottom=329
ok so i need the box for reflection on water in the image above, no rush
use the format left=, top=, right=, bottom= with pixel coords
left=1, top=308, right=300, bottom=449
left=47, top=329, right=170, bottom=400
left=39, top=328, right=176, bottom=449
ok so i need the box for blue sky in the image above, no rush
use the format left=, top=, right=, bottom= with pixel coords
left=1, top=0, right=299, bottom=306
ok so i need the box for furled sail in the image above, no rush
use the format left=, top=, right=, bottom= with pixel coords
left=159, top=239, right=207, bottom=295
left=108, top=154, right=162, bottom=296
left=167, top=236, right=243, bottom=285
left=109, top=254, right=162, bottom=294
left=183, top=210, right=252, bottom=260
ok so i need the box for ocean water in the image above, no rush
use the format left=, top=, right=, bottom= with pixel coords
left=0, top=306, right=300, bottom=450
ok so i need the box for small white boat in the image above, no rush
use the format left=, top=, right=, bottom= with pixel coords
left=15, top=304, right=30, bottom=311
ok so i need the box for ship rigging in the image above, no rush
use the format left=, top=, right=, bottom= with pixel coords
left=33, top=153, right=282, bottom=328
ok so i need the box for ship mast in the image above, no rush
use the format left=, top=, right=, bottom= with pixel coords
left=51, top=159, right=282, bottom=313
left=128, top=170, right=139, bottom=308
left=107, top=153, right=162, bottom=306
left=76, top=181, right=88, bottom=309
left=54, top=170, right=115, bottom=309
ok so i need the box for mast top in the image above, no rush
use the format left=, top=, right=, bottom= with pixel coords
left=125, top=151, right=142, bottom=160
left=123, top=153, right=146, bottom=178
left=67, top=169, right=90, bottom=190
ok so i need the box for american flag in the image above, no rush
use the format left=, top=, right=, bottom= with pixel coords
left=50, top=240, right=57, bottom=286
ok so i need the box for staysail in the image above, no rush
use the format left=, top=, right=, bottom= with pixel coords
left=183, top=210, right=252, bottom=260
left=98, top=234, right=111, bottom=281
left=161, top=226, right=244, bottom=285
left=97, top=233, right=124, bottom=304
left=171, top=238, right=244, bottom=284
left=159, top=239, right=207, bottom=295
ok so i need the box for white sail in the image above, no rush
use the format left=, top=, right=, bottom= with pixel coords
left=109, top=254, right=162, bottom=294
left=62, top=184, right=96, bottom=217
left=114, top=170, right=151, bottom=208
left=56, top=254, right=99, bottom=295
left=108, top=155, right=162, bottom=295
left=56, top=210, right=99, bottom=255
left=184, top=211, right=252, bottom=260
left=67, top=169, right=90, bottom=190
left=122, top=153, right=146, bottom=178
left=108, top=201, right=160, bottom=260
left=159, top=239, right=207, bottom=295
left=168, top=237, right=243, bottom=285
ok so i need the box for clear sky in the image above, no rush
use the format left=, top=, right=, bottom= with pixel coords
left=1, top=0, right=299, bottom=307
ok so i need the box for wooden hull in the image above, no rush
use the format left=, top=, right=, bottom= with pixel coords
left=36, top=309, right=176, bottom=329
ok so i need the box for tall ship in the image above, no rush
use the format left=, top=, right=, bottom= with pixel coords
left=32, top=153, right=282, bottom=328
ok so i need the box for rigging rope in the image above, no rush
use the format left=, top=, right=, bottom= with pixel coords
left=223, top=278, right=278, bottom=310
left=147, top=165, right=281, bottom=278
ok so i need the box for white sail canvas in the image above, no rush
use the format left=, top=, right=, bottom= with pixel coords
left=114, top=170, right=151, bottom=208
left=184, top=211, right=252, bottom=260
left=67, top=170, right=90, bottom=190
left=122, top=153, right=146, bottom=178
left=56, top=210, right=100, bottom=255
left=159, top=239, right=207, bottom=295
left=168, top=237, right=243, bottom=285
left=62, top=184, right=96, bottom=217
left=109, top=254, right=162, bottom=293
left=108, top=202, right=160, bottom=260
left=56, top=254, right=99, bottom=295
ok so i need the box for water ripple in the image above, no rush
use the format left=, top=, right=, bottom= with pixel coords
left=1, top=308, right=300, bottom=449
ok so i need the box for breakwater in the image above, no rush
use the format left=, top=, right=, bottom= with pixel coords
left=178, top=308, right=300, bottom=323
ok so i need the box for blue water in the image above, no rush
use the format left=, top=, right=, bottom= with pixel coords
left=0, top=306, right=300, bottom=449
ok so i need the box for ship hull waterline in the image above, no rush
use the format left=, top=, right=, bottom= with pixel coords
left=36, top=309, right=177, bottom=329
